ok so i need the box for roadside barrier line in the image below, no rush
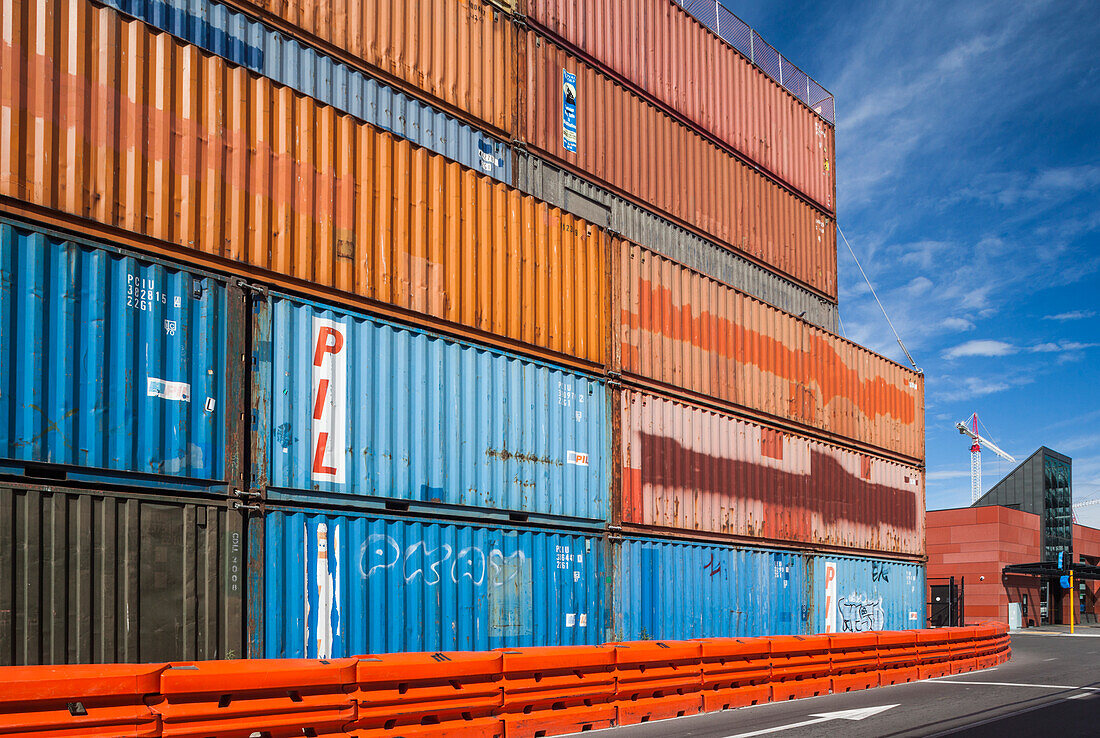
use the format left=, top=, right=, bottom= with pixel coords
left=0, top=623, right=1012, bottom=738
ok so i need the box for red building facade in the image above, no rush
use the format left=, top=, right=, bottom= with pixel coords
left=927, top=506, right=1100, bottom=627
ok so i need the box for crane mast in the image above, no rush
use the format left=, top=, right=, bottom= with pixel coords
left=956, top=412, right=1015, bottom=504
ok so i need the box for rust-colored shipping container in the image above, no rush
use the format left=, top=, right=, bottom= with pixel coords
left=621, top=389, right=925, bottom=557
left=0, top=0, right=605, bottom=369
left=232, top=0, right=520, bottom=138
left=524, top=30, right=836, bottom=300
left=525, top=0, right=836, bottom=213
left=616, top=240, right=924, bottom=461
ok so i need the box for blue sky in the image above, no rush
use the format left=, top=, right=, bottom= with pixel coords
left=717, top=0, right=1100, bottom=526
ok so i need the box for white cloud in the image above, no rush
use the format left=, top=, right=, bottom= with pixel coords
left=941, top=317, right=976, bottom=332
left=940, top=339, right=1097, bottom=359
left=1043, top=310, right=1095, bottom=321
left=1028, top=341, right=1098, bottom=353
left=943, top=340, right=1016, bottom=359
left=926, top=469, right=973, bottom=480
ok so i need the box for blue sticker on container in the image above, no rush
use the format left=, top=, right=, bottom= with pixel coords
left=562, top=69, right=577, bottom=153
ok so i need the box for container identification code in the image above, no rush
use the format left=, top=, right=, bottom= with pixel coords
left=562, top=69, right=577, bottom=152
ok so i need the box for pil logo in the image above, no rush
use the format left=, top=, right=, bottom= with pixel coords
left=312, top=317, right=347, bottom=483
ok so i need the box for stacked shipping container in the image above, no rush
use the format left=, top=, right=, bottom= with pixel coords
left=0, top=0, right=925, bottom=664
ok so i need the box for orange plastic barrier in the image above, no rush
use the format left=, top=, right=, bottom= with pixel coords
left=495, top=646, right=617, bottom=737
left=914, top=628, right=956, bottom=679
left=828, top=633, right=880, bottom=693
left=698, top=638, right=772, bottom=711
left=971, top=624, right=1004, bottom=670
left=769, top=635, right=832, bottom=701
left=609, top=641, right=704, bottom=725
left=1, top=624, right=1013, bottom=738
left=947, top=626, right=982, bottom=674
left=348, top=652, right=504, bottom=737
left=153, top=659, right=357, bottom=738
left=877, top=630, right=920, bottom=685
left=0, top=664, right=164, bottom=738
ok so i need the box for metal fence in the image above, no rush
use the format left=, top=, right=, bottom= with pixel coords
left=677, top=0, right=835, bottom=124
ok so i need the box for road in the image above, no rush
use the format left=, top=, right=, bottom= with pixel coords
left=571, top=632, right=1100, bottom=737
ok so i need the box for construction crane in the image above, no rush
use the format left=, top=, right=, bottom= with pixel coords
left=956, top=412, right=1016, bottom=504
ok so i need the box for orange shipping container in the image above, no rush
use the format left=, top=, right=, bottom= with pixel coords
left=524, top=31, right=836, bottom=301
left=0, top=0, right=605, bottom=368
left=525, top=0, right=836, bottom=213
left=616, top=241, right=924, bottom=462
left=235, top=0, right=520, bottom=137
left=621, top=389, right=925, bottom=557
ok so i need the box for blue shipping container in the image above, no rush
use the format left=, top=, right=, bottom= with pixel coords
left=810, top=555, right=926, bottom=633
left=0, top=219, right=230, bottom=487
left=101, top=0, right=511, bottom=181
left=258, top=507, right=606, bottom=656
left=253, top=292, right=608, bottom=523
left=612, top=537, right=809, bottom=641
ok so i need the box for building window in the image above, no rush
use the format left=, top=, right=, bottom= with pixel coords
left=1043, top=455, right=1072, bottom=562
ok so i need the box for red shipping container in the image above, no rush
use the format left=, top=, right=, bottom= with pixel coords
left=526, top=0, right=836, bottom=212
left=616, top=240, right=923, bottom=461
left=620, top=389, right=926, bottom=557
left=524, top=30, right=836, bottom=300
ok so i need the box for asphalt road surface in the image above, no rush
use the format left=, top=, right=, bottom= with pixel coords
left=571, top=632, right=1100, bottom=737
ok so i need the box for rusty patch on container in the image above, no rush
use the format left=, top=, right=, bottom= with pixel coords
left=486, top=446, right=562, bottom=467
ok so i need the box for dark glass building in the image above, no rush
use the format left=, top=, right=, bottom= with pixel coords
left=973, top=447, right=1073, bottom=563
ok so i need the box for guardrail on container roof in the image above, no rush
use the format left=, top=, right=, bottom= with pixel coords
left=677, top=0, right=836, bottom=124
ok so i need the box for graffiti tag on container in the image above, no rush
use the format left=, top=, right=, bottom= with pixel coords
left=837, top=594, right=884, bottom=632
left=359, top=534, right=534, bottom=587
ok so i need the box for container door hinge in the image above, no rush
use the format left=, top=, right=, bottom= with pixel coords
left=511, top=139, right=528, bottom=153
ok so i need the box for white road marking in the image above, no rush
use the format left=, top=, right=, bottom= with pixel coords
left=1067, top=692, right=1096, bottom=699
left=719, top=705, right=898, bottom=738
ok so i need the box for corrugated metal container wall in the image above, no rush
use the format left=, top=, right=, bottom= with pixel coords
left=0, top=219, right=233, bottom=487
left=237, top=0, right=518, bottom=136
left=254, top=292, right=609, bottom=523
left=810, top=555, right=925, bottom=633
left=99, top=0, right=512, bottom=182
left=525, top=0, right=836, bottom=213
left=259, top=507, right=605, bottom=656
left=618, top=242, right=924, bottom=461
left=621, top=390, right=925, bottom=557
left=0, top=0, right=605, bottom=369
left=612, top=537, right=808, bottom=641
left=524, top=32, right=836, bottom=300
left=0, top=484, right=243, bottom=665
left=514, top=153, right=839, bottom=331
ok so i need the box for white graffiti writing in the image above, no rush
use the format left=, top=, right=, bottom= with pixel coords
left=837, top=594, right=885, bottom=632
left=359, top=535, right=531, bottom=587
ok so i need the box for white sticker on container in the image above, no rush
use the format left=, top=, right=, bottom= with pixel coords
left=909, top=380, right=918, bottom=389
left=909, top=611, right=919, bottom=621
left=205, top=397, right=216, bottom=413
left=579, top=614, right=587, bottom=627
left=147, top=377, right=191, bottom=402
left=573, top=571, right=580, bottom=582
left=824, top=561, right=838, bottom=633
left=567, top=451, right=589, bottom=466
left=565, top=613, right=576, bottom=628
left=312, top=316, right=347, bottom=484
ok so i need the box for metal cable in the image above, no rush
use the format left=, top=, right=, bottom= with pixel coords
left=838, top=224, right=920, bottom=372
